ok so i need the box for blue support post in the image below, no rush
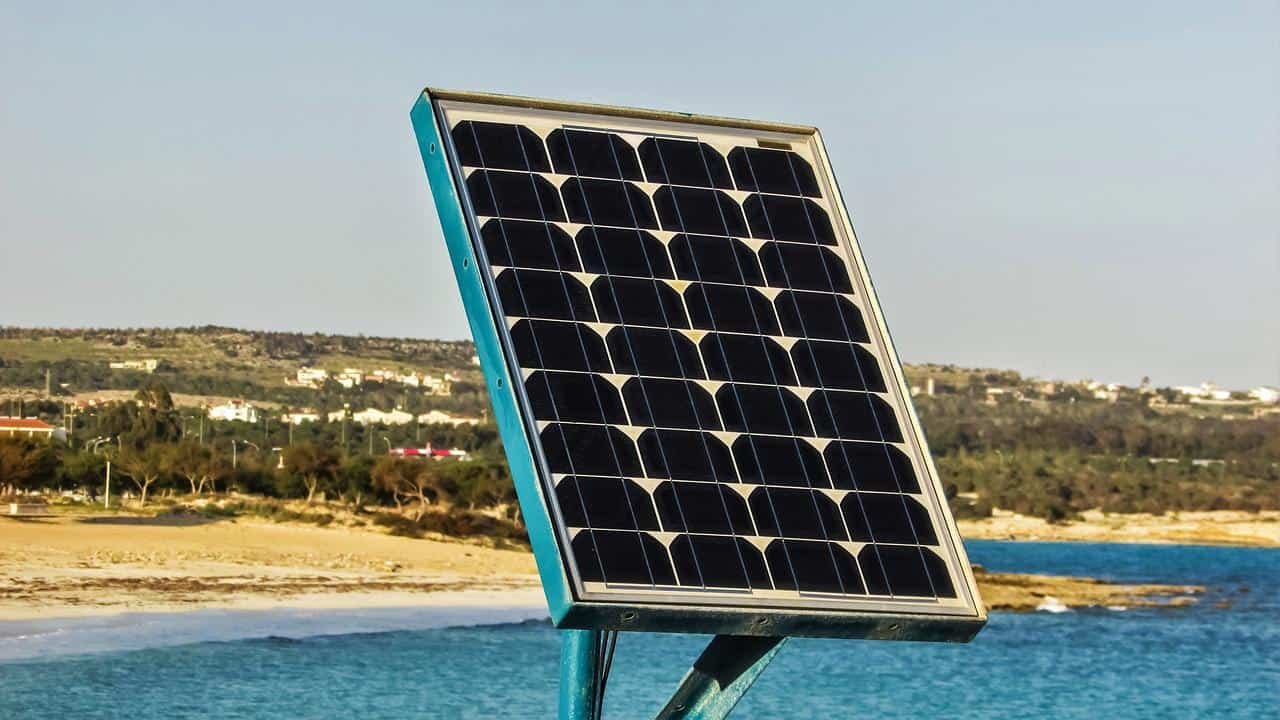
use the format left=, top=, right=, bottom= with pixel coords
left=559, top=629, right=603, bottom=720
left=653, top=635, right=786, bottom=720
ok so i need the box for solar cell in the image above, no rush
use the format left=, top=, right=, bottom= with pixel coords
left=413, top=89, right=984, bottom=640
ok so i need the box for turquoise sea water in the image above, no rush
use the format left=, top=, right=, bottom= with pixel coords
left=1, top=541, right=1276, bottom=719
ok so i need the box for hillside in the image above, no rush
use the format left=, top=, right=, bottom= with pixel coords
left=1, top=325, right=1277, bottom=526
left=0, top=326, right=488, bottom=417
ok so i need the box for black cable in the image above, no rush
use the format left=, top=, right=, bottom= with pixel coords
left=593, top=630, right=618, bottom=718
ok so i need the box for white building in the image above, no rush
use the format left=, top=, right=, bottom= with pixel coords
left=281, top=411, right=320, bottom=425
left=326, top=408, right=350, bottom=423
left=286, top=367, right=329, bottom=388
left=1087, top=382, right=1121, bottom=402
left=334, top=368, right=364, bottom=389
left=422, top=373, right=454, bottom=396
left=109, top=359, right=159, bottom=373
left=208, top=400, right=260, bottom=423
left=352, top=407, right=415, bottom=426
left=417, top=409, right=481, bottom=426
left=1249, top=386, right=1280, bottom=404
left=1175, top=382, right=1230, bottom=401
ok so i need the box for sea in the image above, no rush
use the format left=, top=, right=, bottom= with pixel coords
left=0, top=541, right=1275, bottom=719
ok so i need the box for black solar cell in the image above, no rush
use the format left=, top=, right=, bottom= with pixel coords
left=669, top=234, right=764, bottom=285
left=638, top=138, right=734, bottom=189
left=481, top=219, right=580, bottom=271
left=743, top=194, right=835, bottom=244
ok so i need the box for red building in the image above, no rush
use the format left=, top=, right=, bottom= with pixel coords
left=0, top=417, right=55, bottom=440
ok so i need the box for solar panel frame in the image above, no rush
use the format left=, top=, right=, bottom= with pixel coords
left=411, top=88, right=986, bottom=642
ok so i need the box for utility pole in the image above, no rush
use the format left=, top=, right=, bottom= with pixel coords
left=341, top=403, right=350, bottom=454
left=232, top=440, right=238, bottom=470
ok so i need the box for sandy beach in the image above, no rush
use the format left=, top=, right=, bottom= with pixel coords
left=0, top=511, right=1215, bottom=622
left=0, top=514, right=540, bottom=621
left=958, top=509, right=1280, bottom=547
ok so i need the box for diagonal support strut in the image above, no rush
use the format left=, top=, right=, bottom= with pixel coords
left=560, top=631, right=785, bottom=720
left=653, top=634, right=786, bottom=720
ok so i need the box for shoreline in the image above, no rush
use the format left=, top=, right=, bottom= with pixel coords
left=0, top=515, right=1214, bottom=628
left=0, top=589, right=549, bottom=662
left=957, top=509, right=1279, bottom=548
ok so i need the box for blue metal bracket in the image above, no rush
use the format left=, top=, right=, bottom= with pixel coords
left=559, top=632, right=784, bottom=720
left=653, top=635, right=785, bottom=720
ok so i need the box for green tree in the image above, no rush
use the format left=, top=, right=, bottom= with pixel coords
left=59, top=449, right=107, bottom=490
left=283, top=443, right=340, bottom=504
left=116, top=444, right=168, bottom=506
left=168, top=441, right=215, bottom=495
left=371, top=457, right=446, bottom=519
left=0, top=437, right=58, bottom=495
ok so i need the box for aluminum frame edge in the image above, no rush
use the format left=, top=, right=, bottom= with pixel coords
left=559, top=602, right=983, bottom=643
left=410, top=90, right=572, bottom=621
left=423, top=86, right=818, bottom=136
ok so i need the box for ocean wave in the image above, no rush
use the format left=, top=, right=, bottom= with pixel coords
left=0, top=602, right=549, bottom=663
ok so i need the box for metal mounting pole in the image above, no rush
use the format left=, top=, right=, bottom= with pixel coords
left=559, top=629, right=603, bottom=720
left=654, top=635, right=786, bottom=720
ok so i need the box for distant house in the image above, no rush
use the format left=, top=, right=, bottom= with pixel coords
left=208, top=400, right=260, bottom=423
left=1249, top=386, right=1280, bottom=404
left=281, top=411, right=320, bottom=425
left=417, top=409, right=481, bottom=426
left=983, top=387, right=1022, bottom=405
left=0, top=417, right=55, bottom=440
left=334, top=368, right=364, bottom=389
left=326, top=408, right=349, bottom=423
left=286, top=367, right=329, bottom=388
left=109, top=359, right=158, bottom=373
left=352, top=407, right=414, bottom=426
left=422, top=373, right=454, bottom=396
left=1175, top=382, right=1230, bottom=401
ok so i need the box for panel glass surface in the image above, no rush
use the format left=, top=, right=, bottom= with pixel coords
left=435, top=100, right=980, bottom=618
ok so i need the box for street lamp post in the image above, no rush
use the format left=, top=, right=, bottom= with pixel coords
left=89, top=436, right=114, bottom=509
left=232, top=439, right=260, bottom=470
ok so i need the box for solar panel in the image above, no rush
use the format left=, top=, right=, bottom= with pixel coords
left=411, top=89, right=985, bottom=641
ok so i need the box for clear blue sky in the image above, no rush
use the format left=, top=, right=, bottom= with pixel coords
left=2, top=1, right=1276, bottom=389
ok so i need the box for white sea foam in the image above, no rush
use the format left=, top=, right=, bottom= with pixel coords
left=1035, top=596, right=1072, bottom=613
left=0, top=592, right=548, bottom=662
